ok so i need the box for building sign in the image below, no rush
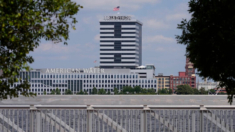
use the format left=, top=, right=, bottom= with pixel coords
left=45, top=68, right=105, bottom=74
left=104, top=16, right=131, bottom=21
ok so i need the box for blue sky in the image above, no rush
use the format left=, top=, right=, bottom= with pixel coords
left=29, top=0, right=205, bottom=80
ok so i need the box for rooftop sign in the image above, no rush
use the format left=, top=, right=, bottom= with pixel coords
left=45, top=68, right=105, bottom=74
left=104, top=16, right=131, bottom=21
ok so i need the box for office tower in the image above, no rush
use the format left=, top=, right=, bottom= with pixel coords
left=99, top=16, right=142, bottom=69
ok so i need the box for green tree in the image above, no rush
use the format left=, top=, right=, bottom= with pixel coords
left=158, top=88, right=168, bottom=94
left=98, top=88, right=106, bottom=95
left=43, top=90, right=47, bottom=95
left=51, top=90, right=55, bottom=95
left=113, top=88, right=119, bottom=94
left=122, top=86, right=133, bottom=94
left=176, top=85, right=194, bottom=94
left=134, top=86, right=141, bottom=94
left=107, top=91, right=111, bottom=95
left=147, top=88, right=156, bottom=94
left=199, top=88, right=208, bottom=95
left=176, top=0, right=235, bottom=103
left=141, top=89, right=148, bottom=94
left=193, top=88, right=200, bottom=94
left=77, top=90, right=84, bottom=95
left=0, top=0, right=82, bottom=100
left=169, top=89, right=173, bottom=94
left=92, top=87, right=98, bottom=94
left=55, top=88, right=61, bottom=95
left=209, top=89, right=216, bottom=94
left=84, top=91, right=88, bottom=95
left=65, top=89, right=73, bottom=95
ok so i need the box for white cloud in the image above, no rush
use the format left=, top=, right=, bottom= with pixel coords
left=165, top=3, right=191, bottom=21
left=34, top=43, right=70, bottom=53
left=73, top=0, right=161, bottom=10
left=82, top=17, right=93, bottom=24
left=144, top=19, right=169, bottom=29
left=166, top=13, right=190, bottom=21
left=94, top=34, right=100, bottom=41
left=144, top=35, right=175, bottom=43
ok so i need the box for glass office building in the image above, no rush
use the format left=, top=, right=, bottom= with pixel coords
left=100, top=16, right=142, bottom=69
left=13, top=66, right=157, bottom=95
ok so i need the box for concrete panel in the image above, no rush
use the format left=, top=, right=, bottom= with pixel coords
left=0, top=95, right=233, bottom=105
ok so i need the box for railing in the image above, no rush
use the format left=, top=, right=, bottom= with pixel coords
left=0, top=105, right=234, bottom=132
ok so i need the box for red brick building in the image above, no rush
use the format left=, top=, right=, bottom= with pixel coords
left=170, top=57, right=196, bottom=92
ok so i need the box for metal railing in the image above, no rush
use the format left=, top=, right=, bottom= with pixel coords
left=0, top=105, right=234, bottom=132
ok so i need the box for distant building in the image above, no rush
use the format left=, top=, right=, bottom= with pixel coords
left=214, top=88, right=227, bottom=94
left=170, top=72, right=196, bottom=92
left=14, top=65, right=157, bottom=95
left=155, top=73, right=170, bottom=89
left=197, top=79, right=219, bottom=90
left=170, top=57, right=196, bottom=92
left=99, top=16, right=142, bottom=69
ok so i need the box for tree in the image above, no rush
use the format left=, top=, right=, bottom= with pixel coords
left=107, top=91, right=111, bottom=95
left=0, top=0, right=82, bottom=100
left=199, top=88, right=208, bottom=95
left=209, top=89, right=216, bottom=94
left=134, top=86, right=141, bottom=94
left=176, top=0, right=235, bottom=103
left=193, top=88, right=200, bottom=94
left=176, top=85, right=194, bottom=94
left=147, top=88, right=156, bottom=94
left=55, top=88, right=61, bottom=95
left=113, top=88, right=119, bottom=94
left=92, top=87, right=98, bottom=94
left=122, top=86, right=133, bottom=94
left=158, top=88, right=169, bottom=94
left=65, top=89, right=73, bottom=95
left=51, top=90, right=55, bottom=95
left=77, top=90, right=84, bottom=95
left=169, top=89, right=173, bottom=94
left=43, top=90, right=47, bottom=95
left=98, top=88, right=106, bottom=95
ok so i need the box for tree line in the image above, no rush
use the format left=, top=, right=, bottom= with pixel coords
left=46, top=85, right=224, bottom=95
left=175, top=85, right=225, bottom=95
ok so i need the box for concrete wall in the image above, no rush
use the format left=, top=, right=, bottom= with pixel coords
left=0, top=95, right=233, bottom=105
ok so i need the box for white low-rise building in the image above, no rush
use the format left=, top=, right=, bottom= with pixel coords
left=197, top=81, right=219, bottom=90
left=13, top=65, right=157, bottom=95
